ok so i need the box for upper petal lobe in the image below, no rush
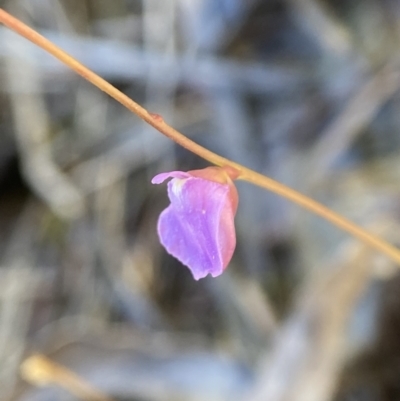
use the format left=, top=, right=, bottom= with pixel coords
left=159, top=177, right=234, bottom=279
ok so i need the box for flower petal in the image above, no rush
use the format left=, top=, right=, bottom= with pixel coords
left=158, top=205, right=212, bottom=280
left=151, top=171, right=191, bottom=184
left=157, top=176, right=235, bottom=279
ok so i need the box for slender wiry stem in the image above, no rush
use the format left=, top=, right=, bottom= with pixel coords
left=1, top=8, right=400, bottom=265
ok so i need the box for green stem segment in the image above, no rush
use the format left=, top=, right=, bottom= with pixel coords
left=1, top=8, right=400, bottom=265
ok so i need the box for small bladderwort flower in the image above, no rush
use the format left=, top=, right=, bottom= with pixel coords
left=152, top=166, right=238, bottom=280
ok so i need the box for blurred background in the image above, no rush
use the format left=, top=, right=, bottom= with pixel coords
left=1, top=0, right=400, bottom=400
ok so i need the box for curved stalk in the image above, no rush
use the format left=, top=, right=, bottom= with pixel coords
left=1, top=8, right=400, bottom=265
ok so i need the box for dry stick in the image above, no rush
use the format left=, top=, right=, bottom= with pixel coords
left=1, top=8, right=400, bottom=265
left=21, top=354, right=115, bottom=401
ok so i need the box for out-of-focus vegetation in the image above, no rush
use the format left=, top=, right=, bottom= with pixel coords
left=1, top=0, right=400, bottom=400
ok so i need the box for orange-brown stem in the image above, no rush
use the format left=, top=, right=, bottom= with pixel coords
left=1, top=8, right=400, bottom=265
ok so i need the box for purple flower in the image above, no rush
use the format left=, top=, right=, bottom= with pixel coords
left=152, top=167, right=238, bottom=280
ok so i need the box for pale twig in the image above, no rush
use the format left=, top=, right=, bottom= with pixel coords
left=4, top=29, right=84, bottom=220
left=248, top=241, right=375, bottom=401
left=305, top=62, right=400, bottom=188
left=21, top=354, right=115, bottom=401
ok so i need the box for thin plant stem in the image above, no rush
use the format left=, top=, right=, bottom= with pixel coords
left=1, top=8, right=400, bottom=265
